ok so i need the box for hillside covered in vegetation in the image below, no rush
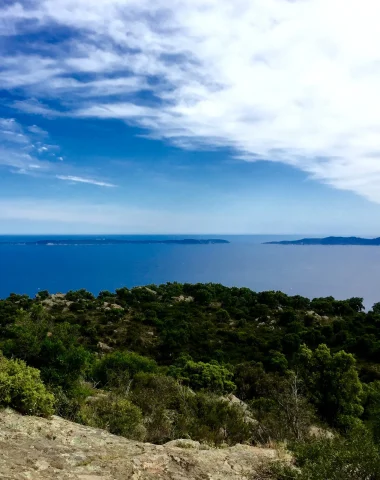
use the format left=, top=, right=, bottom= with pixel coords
left=2, top=283, right=380, bottom=478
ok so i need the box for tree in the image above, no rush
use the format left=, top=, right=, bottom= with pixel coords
left=268, top=350, right=288, bottom=374
left=252, top=371, right=315, bottom=442
left=170, top=359, right=236, bottom=394
left=347, top=297, right=364, bottom=313
left=362, top=381, right=380, bottom=443
left=66, top=289, right=95, bottom=301
left=372, top=302, right=380, bottom=315
left=310, top=297, right=335, bottom=315
left=216, top=309, right=230, bottom=323
left=298, top=344, right=363, bottom=429
left=2, top=310, right=91, bottom=388
left=36, top=290, right=50, bottom=301
left=290, top=295, right=311, bottom=310
left=93, top=351, right=157, bottom=388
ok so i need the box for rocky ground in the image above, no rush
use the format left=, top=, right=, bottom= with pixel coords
left=0, top=409, right=279, bottom=479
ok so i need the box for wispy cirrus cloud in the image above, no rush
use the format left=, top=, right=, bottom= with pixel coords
left=56, top=175, right=116, bottom=187
left=27, top=125, right=49, bottom=136
left=0, top=118, right=50, bottom=173
left=0, top=117, right=114, bottom=187
left=11, top=99, right=62, bottom=117
left=2, top=1, right=380, bottom=201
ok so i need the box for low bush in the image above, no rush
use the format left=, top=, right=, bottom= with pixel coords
left=271, top=426, right=380, bottom=480
left=169, top=359, right=236, bottom=394
left=52, top=382, right=95, bottom=421
left=0, top=354, right=54, bottom=416
left=79, top=394, right=145, bottom=440
left=186, top=392, right=254, bottom=446
left=131, top=373, right=191, bottom=443
left=93, top=351, right=157, bottom=388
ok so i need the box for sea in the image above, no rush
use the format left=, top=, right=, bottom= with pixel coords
left=1, top=234, right=380, bottom=309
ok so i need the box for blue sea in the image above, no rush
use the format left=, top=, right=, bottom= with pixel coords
left=1, top=235, right=380, bottom=308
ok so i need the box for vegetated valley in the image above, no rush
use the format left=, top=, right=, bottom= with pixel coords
left=2, top=283, right=380, bottom=479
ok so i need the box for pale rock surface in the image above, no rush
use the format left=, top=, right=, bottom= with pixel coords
left=0, top=409, right=278, bottom=479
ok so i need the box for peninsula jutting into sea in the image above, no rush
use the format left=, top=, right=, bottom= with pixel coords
left=1, top=238, right=230, bottom=246
left=264, top=236, right=380, bottom=245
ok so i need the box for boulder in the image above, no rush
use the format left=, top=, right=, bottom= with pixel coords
left=97, top=342, right=113, bottom=352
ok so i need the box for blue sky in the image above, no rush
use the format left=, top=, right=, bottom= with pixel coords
left=1, top=0, right=380, bottom=234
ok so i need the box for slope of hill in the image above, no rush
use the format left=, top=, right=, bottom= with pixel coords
left=0, top=409, right=277, bottom=480
left=2, top=283, right=380, bottom=478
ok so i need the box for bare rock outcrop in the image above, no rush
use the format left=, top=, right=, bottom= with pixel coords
left=0, top=409, right=278, bottom=479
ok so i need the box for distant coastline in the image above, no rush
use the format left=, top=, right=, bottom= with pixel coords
left=1, top=238, right=230, bottom=246
left=264, top=236, right=380, bottom=246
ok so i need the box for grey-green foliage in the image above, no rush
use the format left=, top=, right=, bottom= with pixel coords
left=131, top=373, right=254, bottom=445
left=270, top=426, right=380, bottom=480
left=0, top=354, right=55, bottom=417
left=79, top=394, right=145, bottom=440
left=251, top=371, right=316, bottom=443
left=187, top=392, right=255, bottom=446
left=131, top=373, right=190, bottom=443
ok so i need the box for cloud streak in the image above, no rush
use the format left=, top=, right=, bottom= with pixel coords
left=56, top=175, right=116, bottom=187
left=0, top=117, right=114, bottom=187
left=2, top=1, right=380, bottom=200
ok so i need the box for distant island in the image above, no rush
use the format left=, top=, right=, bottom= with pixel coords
left=1, top=238, right=230, bottom=246
left=264, top=236, right=380, bottom=246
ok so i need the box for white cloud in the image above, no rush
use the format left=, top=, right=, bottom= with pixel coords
left=3, top=0, right=380, bottom=201
left=0, top=117, right=105, bottom=186
left=0, top=118, right=48, bottom=171
left=12, top=99, right=60, bottom=116
left=27, top=125, right=49, bottom=136
left=56, top=175, right=116, bottom=187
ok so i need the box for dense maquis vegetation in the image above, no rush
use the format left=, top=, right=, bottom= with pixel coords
left=3, top=283, right=380, bottom=478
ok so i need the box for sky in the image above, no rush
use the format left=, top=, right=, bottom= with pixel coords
left=2, top=0, right=380, bottom=234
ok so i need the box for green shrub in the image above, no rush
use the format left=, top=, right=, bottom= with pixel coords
left=93, top=351, right=157, bottom=388
left=0, top=354, right=54, bottom=416
left=132, top=372, right=252, bottom=445
left=169, top=359, right=236, bottom=394
left=79, top=395, right=145, bottom=440
left=2, top=311, right=92, bottom=389
left=187, top=392, right=254, bottom=446
left=52, top=382, right=95, bottom=421
left=271, top=426, right=380, bottom=480
left=131, top=373, right=192, bottom=443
